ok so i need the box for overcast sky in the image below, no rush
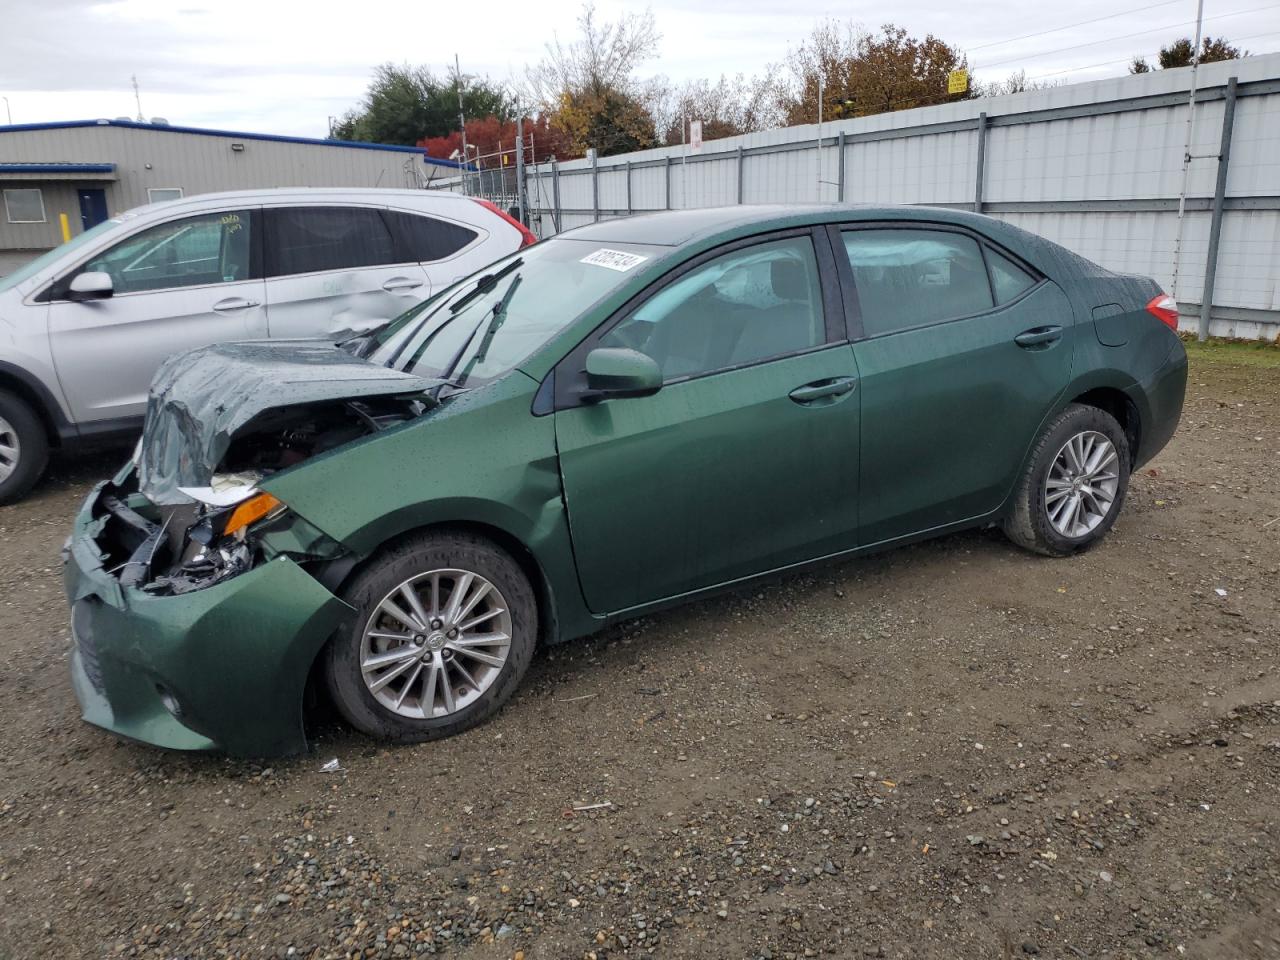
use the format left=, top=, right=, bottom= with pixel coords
left=3, top=0, right=1279, bottom=137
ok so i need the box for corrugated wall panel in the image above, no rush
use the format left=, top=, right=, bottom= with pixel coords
left=521, top=53, right=1280, bottom=336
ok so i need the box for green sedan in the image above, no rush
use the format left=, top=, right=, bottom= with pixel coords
left=63, top=205, right=1188, bottom=756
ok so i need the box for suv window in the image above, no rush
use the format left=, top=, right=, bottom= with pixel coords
left=986, top=247, right=1038, bottom=304
left=841, top=228, right=993, bottom=336
left=266, top=206, right=397, bottom=277
left=77, top=210, right=254, bottom=294
left=385, top=210, right=478, bottom=262
left=599, top=236, right=826, bottom=382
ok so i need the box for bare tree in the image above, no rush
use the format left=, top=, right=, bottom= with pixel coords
left=525, top=4, right=661, bottom=108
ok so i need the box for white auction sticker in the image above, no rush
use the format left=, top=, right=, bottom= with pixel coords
left=580, top=248, right=649, bottom=272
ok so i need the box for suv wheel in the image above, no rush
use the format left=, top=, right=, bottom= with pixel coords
left=325, top=531, right=537, bottom=743
left=1003, top=403, right=1131, bottom=557
left=0, top=391, right=49, bottom=506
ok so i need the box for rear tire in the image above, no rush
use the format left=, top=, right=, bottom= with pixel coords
left=325, top=531, right=537, bottom=744
left=1003, top=403, right=1130, bottom=557
left=0, top=391, right=49, bottom=506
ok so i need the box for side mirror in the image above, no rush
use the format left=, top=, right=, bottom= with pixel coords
left=67, top=271, right=114, bottom=302
left=582, top=347, right=662, bottom=402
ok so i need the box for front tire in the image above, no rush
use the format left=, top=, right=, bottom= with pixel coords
left=1003, top=403, right=1130, bottom=557
left=0, top=391, right=49, bottom=506
left=325, top=531, right=537, bottom=744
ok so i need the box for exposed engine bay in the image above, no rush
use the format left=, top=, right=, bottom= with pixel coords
left=89, top=395, right=421, bottom=596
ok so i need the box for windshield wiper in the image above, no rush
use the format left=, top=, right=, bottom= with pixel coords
left=430, top=272, right=523, bottom=401
left=381, top=258, right=523, bottom=370
left=452, top=274, right=522, bottom=390
left=446, top=257, right=523, bottom=315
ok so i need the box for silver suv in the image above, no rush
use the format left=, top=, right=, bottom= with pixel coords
left=0, top=188, right=533, bottom=502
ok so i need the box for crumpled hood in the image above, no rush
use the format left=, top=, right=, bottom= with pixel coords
left=137, top=340, right=434, bottom=504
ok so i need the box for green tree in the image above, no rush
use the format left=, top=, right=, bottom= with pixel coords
left=1130, top=35, right=1246, bottom=73
left=524, top=4, right=662, bottom=156
left=332, top=63, right=513, bottom=146
left=777, top=22, right=972, bottom=124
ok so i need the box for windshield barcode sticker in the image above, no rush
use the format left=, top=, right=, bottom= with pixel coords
left=580, top=249, right=648, bottom=272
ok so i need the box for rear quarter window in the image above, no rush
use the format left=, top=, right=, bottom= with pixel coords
left=386, top=210, right=478, bottom=262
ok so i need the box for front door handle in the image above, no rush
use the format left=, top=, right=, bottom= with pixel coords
left=212, top=297, right=260, bottom=313
left=789, top=377, right=857, bottom=404
left=382, top=276, right=424, bottom=292
left=1014, top=325, right=1063, bottom=348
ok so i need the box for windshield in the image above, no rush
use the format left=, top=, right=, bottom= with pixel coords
left=371, top=238, right=665, bottom=387
left=0, top=218, right=123, bottom=292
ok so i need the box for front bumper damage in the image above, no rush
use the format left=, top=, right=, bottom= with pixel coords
left=64, top=476, right=355, bottom=757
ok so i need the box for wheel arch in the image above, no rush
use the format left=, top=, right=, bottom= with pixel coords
left=315, top=516, right=565, bottom=650
left=1067, top=385, right=1141, bottom=461
left=0, top=360, right=71, bottom=448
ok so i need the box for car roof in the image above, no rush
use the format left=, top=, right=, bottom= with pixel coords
left=140, top=187, right=478, bottom=212
left=560, top=204, right=1002, bottom=247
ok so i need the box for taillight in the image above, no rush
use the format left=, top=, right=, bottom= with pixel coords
left=1145, top=293, right=1180, bottom=330
left=472, top=199, right=538, bottom=247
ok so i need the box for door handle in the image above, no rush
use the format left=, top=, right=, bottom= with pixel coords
left=1014, top=325, right=1063, bottom=348
left=382, top=277, right=424, bottom=292
left=212, top=297, right=260, bottom=313
left=788, top=377, right=857, bottom=404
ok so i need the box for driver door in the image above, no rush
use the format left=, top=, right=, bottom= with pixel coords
left=47, top=208, right=265, bottom=425
left=554, top=230, right=861, bottom=615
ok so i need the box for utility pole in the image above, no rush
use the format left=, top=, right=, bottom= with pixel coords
left=455, top=54, right=469, bottom=194
left=1, top=96, right=10, bottom=125
left=816, top=72, right=824, bottom=201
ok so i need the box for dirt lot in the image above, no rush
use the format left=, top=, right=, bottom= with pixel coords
left=1, top=341, right=1277, bottom=960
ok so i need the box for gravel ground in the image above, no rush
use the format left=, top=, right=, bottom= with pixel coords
left=1, top=341, right=1278, bottom=960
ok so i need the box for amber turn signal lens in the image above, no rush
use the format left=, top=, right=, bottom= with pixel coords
left=223, top=493, right=283, bottom=537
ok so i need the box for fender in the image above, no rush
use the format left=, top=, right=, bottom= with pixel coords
left=0, top=358, right=74, bottom=443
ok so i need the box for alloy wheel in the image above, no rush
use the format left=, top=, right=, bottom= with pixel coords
left=0, top=415, right=19, bottom=484
left=1043, top=430, right=1120, bottom=538
left=359, top=568, right=512, bottom=719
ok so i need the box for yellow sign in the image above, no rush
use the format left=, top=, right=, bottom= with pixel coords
left=947, top=69, right=969, bottom=95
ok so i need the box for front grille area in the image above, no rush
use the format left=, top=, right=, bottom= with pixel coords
left=72, top=600, right=106, bottom=694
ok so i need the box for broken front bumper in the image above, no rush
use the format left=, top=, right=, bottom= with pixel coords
left=64, top=481, right=355, bottom=757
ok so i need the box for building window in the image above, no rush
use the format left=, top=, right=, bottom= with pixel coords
left=147, top=187, right=184, bottom=204
left=4, top=189, right=46, bottom=224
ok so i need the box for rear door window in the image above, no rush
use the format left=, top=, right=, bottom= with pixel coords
left=265, top=206, right=398, bottom=277
left=841, top=228, right=994, bottom=337
left=385, top=210, right=478, bottom=262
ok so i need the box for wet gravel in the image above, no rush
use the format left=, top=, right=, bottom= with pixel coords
left=1, top=343, right=1278, bottom=960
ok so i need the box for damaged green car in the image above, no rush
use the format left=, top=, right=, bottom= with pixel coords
left=64, top=205, right=1187, bottom=756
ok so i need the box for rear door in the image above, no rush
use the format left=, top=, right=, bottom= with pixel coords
left=47, top=207, right=265, bottom=424
left=554, top=229, right=861, bottom=615
left=262, top=205, right=430, bottom=340
left=835, top=223, right=1075, bottom=546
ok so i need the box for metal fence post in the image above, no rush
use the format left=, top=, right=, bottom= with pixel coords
left=1199, top=76, right=1238, bottom=341
left=665, top=155, right=672, bottom=210
left=591, top=150, right=600, bottom=223
left=626, top=160, right=633, bottom=215
left=736, top=146, right=744, bottom=204
left=974, top=112, right=988, bottom=214
left=551, top=159, right=562, bottom=235
left=514, top=116, right=526, bottom=224
left=837, top=131, right=846, bottom=203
